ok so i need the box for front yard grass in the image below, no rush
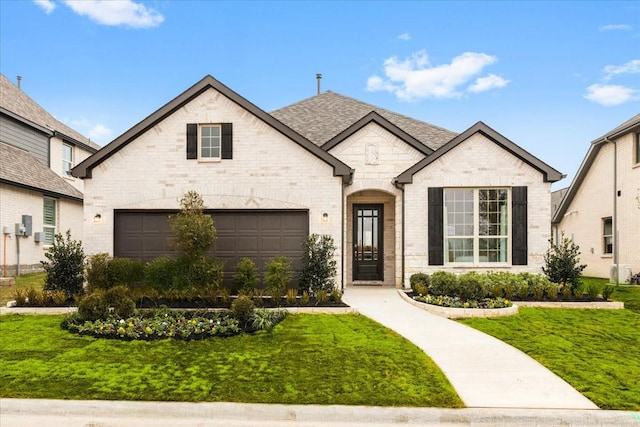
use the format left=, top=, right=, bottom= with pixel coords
left=460, top=307, right=640, bottom=410
left=0, top=272, right=45, bottom=306
left=0, top=313, right=462, bottom=407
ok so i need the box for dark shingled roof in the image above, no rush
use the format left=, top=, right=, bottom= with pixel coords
left=271, top=91, right=457, bottom=151
left=0, top=142, right=83, bottom=201
left=0, top=74, right=99, bottom=150
left=551, top=187, right=569, bottom=217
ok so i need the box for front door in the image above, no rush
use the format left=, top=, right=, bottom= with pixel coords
left=353, top=204, right=383, bottom=281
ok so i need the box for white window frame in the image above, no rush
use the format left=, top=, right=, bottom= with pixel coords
left=198, top=124, right=221, bottom=161
left=603, top=217, right=613, bottom=255
left=62, top=143, right=73, bottom=176
left=444, top=188, right=511, bottom=265
left=43, top=197, right=57, bottom=246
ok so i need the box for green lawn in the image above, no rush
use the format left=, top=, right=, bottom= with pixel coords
left=0, top=272, right=46, bottom=306
left=0, top=313, right=462, bottom=407
left=460, top=306, right=640, bottom=410
left=580, top=276, right=640, bottom=312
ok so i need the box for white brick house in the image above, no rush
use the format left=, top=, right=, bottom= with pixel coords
left=552, top=114, right=640, bottom=281
left=0, top=74, right=98, bottom=275
left=74, top=75, right=562, bottom=288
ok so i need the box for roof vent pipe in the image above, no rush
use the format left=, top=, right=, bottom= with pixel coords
left=316, top=73, right=322, bottom=95
left=17, top=75, right=22, bottom=90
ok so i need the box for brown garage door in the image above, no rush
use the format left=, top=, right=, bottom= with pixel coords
left=114, top=210, right=309, bottom=287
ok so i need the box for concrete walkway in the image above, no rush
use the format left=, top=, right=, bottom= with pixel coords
left=342, top=287, right=598, bottom=410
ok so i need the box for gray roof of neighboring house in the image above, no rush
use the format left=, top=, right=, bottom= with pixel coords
left=551, top=187, right=569, bottom=217
left=0, top=74, right=99, bottom=151
left=552, top=113, right=640, bottom=224
left=270, top=91, right=457, bottom=151
left=0, top=142, right=83, bottom=201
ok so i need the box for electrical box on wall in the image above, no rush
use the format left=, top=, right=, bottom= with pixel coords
left=15, top=223, right=26, bottom=236
left=34, top=232, right=44, bottom=243
left=21, top=215, right=33, bottom=236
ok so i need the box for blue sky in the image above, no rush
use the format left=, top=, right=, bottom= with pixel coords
left=1, top=1, right=639, bottom=190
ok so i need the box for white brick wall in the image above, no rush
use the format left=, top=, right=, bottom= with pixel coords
left=555, top=132, right=640, bottom=278
left=49, top=136, right=93, bottom=193
left=83, top=88, right=343, bottom=279
left=0, top=183, right=83, bottom=274
left=404, top=133, right=553, bottom=282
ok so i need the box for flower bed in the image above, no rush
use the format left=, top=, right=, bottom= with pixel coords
left=412, top=293, right=512, bottom=309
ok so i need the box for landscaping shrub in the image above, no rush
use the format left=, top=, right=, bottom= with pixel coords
left=330, top=288, right=343, bottom=303
left=546, top=282, right=559, bottom=300
left=26, top=287, right=39, bottom=306
left=233, top=258, right=259, bottom=293
left=77, top=292, right=109, bottom=321
left=104, top=286, right=136, bottom=318
left=300, top=234, right=337, bottom=295
left=12, top=288, right=27, bottom=306
left=316, top=289, right=329, bottom=305
left=86, top=253, right=111, bottom=292
left=300, top=291, right=311, bottom=306
left=410, top=273, right=430, bottom=294
left=107, top=257, right=145, bottom=288
left=168, top=190, right=216, bottom=261
left=264, top=256, right=292, bottom=305
left=602, top=284, right=615, bottom=301
left=179, top=256, right=224, bottom=289
left=586, top=282, right=601, bottom=301
left=430, top=271, right=458, bottom=297
left=543, top=233, right=586, bottom=292
left=457, top=272, right=488, bottom=301
left=561, top=283, right=572, bottom=300
left=286, top=288, right=298, bottom=305
left=514, top=276, right=530, bottom=300
left=250, top=308, right=287, bottom=332
left=414, top=282, right=429, bottom=296
left=144, top=257, right=180, bottom=291
left=41, top=230, right=85, bottom=298
left=231, top=295, right=256, bottom=328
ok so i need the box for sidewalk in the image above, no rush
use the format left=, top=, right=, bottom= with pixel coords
left=342, top=287, right=598, bottom=409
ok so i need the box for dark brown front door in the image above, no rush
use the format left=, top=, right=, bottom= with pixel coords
left=353, top=204, right=383, bottom=281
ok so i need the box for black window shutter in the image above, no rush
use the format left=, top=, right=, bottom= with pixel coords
left=186, top=123, right=197, bottom=159
left=221, top=123, right=233, bottom=159
left=512, top=186, right=528, bottom=265
left=428, top=187, right=444, bottom=265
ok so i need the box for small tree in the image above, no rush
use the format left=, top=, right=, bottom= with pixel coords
left=299, top=234, right=337, bottom=295
left=41, top=230, right=85, bottom=297
left=543, top=233, right=586, bottom=292
left=168, top=191, right=216, bottom=261
left=233, top=258, right=259, bottom=293
left=264, top=256, right=293, bottom=304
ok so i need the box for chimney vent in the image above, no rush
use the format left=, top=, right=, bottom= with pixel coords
left=17, top=75, right=22, bottom=90
left=316, top=73, right=322, bottom=95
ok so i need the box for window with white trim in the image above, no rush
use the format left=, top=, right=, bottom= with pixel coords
left=444, top=188, right=509, bottom=263
left=199, top=124, right=221, bottom=160
left=62, top=143, right=73, bottom=176
left=603, top=217, right=613, bottom=254
left=43, top=198, right=57, bottom=246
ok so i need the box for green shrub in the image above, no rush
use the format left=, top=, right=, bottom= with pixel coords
left=531, top=283, right=545, bottom=300
left=586, top=282, right=601, bottom=301
left=300, top=234, right=337, bottom=295
left=179, top=257, right=224, bottom=289
left=86, top=253, right=111, bottom=292
left=543, top=233, right=586, bottom=291
left=430, top=271, right=458, bottom=296
left=104, top=286, right=136, bottom=318
left=574, top=283, right=585, bottom=299
left=78, top=292, right=109, bottom=321
left=108, top=257, right=144, bottom=288
left=561, top=283, right=572, bottom=300
left=41, top=230, right=85, bottom=298
left=300, top=290, right=310, bottom=306
left=414, top=282, right=429, bottom=296
left=410, top=273, right=430, bottom=294
left=602, top=284, right=615, bottom=301
left=457, top=272, right=488, bottom=301
left=47, top=290, right=68, bottom=306
left=286, top=288, right=298, bottom=305
left=218, top=288, right=231, bottom=308
left=233, top=258, right=259, bottom=293
left=514, top=277, right=530, bottom=300
left=250, top=308, right=287, bottom=332
left=231, top=295, right=255, bottom=327
left=329, top=289, right=343, bottom=303
left=12, top=288, right=27, bottom=306
left=251, top=288, right=264, bottom=307
left=168, top=191, right=216, bottom=261
left=316, top=289, right=329, bottom=305
left=546, top=282, right=559, bottom=301
left=144, top=257, right=180, bottom=291
left=26, top=287, right=39, bottom=306
left=264, top=256, right=292, bottom=303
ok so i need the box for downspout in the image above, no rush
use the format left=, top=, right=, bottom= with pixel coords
left=393, top=178, right=405, bottom=288
left=605, top=137, right=619, bottom=285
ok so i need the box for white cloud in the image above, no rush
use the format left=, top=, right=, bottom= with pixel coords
left=584, top=84, right=637, bottom=106
left=603, top=59, right=640, bottom=80
left=398, top=32, right=411, bottom=41
left=62, top=0, right=164, bottom=28
left=33, top=0, right=56, bottom=14
left=87, top=123, right=113, bottom=142
left=366, top=50, right=508, bottom=100
left=468, top=74, right=510, bottom=93
left=599, top=24, right=631, bottom=32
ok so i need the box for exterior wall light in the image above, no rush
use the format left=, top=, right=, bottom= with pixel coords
left=322, top=213, right=329, bottom=223
left=93, top=214, right=102, bottom=224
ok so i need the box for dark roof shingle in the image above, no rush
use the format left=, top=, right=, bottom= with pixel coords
left=270, top=91, right=456, bottom=151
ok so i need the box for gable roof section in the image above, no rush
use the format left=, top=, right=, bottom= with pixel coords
left=271, top=91, right=456, bottom=151
left=322, top=111, right=434, bottom=155
left=0, top=74, right=98, bottom=151
left=0, top=142, right=83, bottom=201
left=395, top=121, right=564, bottom=184
left=551, top=187, right=569, bottom=217
left=73, top=75, right=352, bottom=182
left=552, top=113, right=640, bottom=223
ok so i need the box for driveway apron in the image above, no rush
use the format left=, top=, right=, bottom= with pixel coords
left=342, top=287, right=598, bottom=409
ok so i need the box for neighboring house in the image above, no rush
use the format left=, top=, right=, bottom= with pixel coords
left=552, top=114, right=640, bottom=281
left=73, top=75, right=562, bottom=288
left=0, top=74, right=99, bottom=275
left=551, top=187, right=569, bottom=218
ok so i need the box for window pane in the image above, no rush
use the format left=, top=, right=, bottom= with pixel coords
left=603, top=218, right=612, bottom=235
left=200, top=125, right=221, bottom=158
left=43, top=199, right=56, bottom=226
left=447, top=238, right=473, bottom=262
left=479, top=238, right=507, bottom=262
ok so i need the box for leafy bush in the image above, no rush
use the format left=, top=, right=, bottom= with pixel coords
left=514, top=277, right=530, bottom=300
left=430, top=271, right=458, bottom=297
left=144, top=257, right=180, bottom=290
left=586, top=282, right=601, bottom=301
left=108, top=257, right=144, bottom=288
left=546, top=282, right=559, bottom=301
left=86, top=253, right=110, bottom=292
left=233, top=258, right=259, bottom=293
left=457, top=272, right=488, bottom=301
left=543, top=233, right=587, bottom=291
left=414, top=282, right=429, bottom=296
left=77, top=293, right=109, bottom=321
left=168, top=191, right=216, bottom=261
left=602, top=285, right=615, bottom=301
left=231, top=295, right=256, bottom=327
left=300, top=234, right=337, bottom=295
left=264, top=256, right=292, bottom=304
left=410, top=273, right=430, bottom=294
left=12, top=288, right=27, bottom=306
left=179, top=256, right=224, bottom=289
left=104, top=286, right=136, bottom=318
left=41, top=230, right=85, bottom=298
left=250, top=308, right=287, bottom=332
left=561, top=283, right=572, bottom=300
left=329, top=289, right=343, bottom=303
